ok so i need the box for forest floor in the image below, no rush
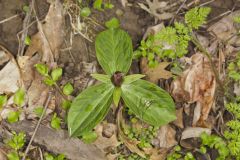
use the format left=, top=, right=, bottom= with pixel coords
left=1, top=0, right=240, bottom=160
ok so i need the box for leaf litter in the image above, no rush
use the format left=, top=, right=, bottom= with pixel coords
left=1, top=1, right=240, bottom=160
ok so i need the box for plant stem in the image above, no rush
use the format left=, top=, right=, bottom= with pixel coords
left=54, top=83, right=69, bottom=101
left=191, top=33, right=225, bottom=93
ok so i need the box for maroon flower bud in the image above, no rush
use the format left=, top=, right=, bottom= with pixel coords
left=111, top=71, right=124, bottom=87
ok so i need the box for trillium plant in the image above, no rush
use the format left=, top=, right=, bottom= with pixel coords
left=67, top=27, right=176, bottom=137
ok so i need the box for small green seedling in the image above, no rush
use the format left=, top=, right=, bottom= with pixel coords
left=51, top=113, right=61, bottom=130
left=67, top=26, right=176, bottom=137
left=200, top=132, right=229, bottom=160
left=93, top=0, right=114, bottom=11
left=134, top=7, right=211, bottom=67
left=7, top=88, right=26, bottom=123
left=167, top=146, right=195, bottom=160
left=45, top=153, right=66, bottom=160
left=0, top=94, right=7, bottom=110
left=6, top=132, right=26, bottom=160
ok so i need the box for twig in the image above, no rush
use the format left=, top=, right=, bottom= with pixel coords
left=22, top=91, right=52, bottom=160
left=191, top=33, right=225, bottom=93
left=0, top=14, right=19, bottom=24
left=169, top=0, right=187, bottom=25
left=18, top=1, right=34, bottom=56
left=207, top=10, right=232, bottom=24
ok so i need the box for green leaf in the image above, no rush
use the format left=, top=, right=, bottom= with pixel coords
left=105, top=17, right=120, bottom=29
left=123, top=74, right=145, bottom=84
left=45, top=153, right=55, bottom=160
left=13, top=88, right=25, bottom=107
left=61, top=100, right=71, bottom=110
left=121, top=80, right=176, bottom=126
left=68, top=83, right=114, bottom=137
left=113, top=87, right=121, bottom=106
left=56, top=154, right=66, bottom=160
left=0, top=95, right=7, bottom=109
left=51, top=113, right=61, bottom=130
left=95, top=28, right=133, bottom=75
left=7, top=132, right=26, bottom=150
left=81, top=131, right=98, bottom=144
left=185, top=7, right=211, bottom=29
left=24, top=35, right=31, bottom=45
left=104, top=3, right=114, bottom=9
left=91, top=74, right=111, bottom=83
left=35, top=63, right=49, bottom=76
left=34, top=106, right=44, bottom=117
left=63, top=83, right=74, bottom=95
left=93, top=0, right=103, bottom=11
left=44, top=77, right=55, bottom=86
left=23, top=5, right=29, bottom=13
left=7, top=111, right=20, bottom=123
left=51, top=68, right=62, bottom=81
left=80, top=7, right=91, bottom=17
left=7, top=152, right=19, bottom=160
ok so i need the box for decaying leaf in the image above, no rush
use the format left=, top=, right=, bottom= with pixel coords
left=0, top=46, right=23, bottom=94
left=25, top=0, right=65, bottom=62
left=173, top=108, right=184, bottom=128
left=155, top=125, right=177, bottom=148
left=140, top=58, right=172, bottom=83
left=171, top=53, right=216, bottom=127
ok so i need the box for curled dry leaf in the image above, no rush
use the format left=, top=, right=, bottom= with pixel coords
left=155, top=125, right=177, bottom=149
left=140, top=58, right=172, bottom=84
left=0, top=46, right=23, bottom=94
left=208, top=10, right=240, bottom=46
left=181, top=127, right=211, bottom=140
left=171, top=53, right=216, bottom=127
left=143, top=23, right=164, bottom=40
left=25, top=0, right=65, bottom=62
left=173, top=108, right=184, bottom=128
left=117, top=107, right=146, bottom=158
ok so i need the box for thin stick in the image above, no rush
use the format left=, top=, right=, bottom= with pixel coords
left=169, top=0, right=187, bottom=25
left=22, top=92, right=52, bottom=160
left=0, top=14, right=19, bottom=24
left=18, top=0, right=34, bottom=56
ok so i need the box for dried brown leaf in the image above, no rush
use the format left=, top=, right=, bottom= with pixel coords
left=171, top=53, right=216, bottom=126
left=141, top=58, right=172, bottom=83
left=25, top=0, right=65, bottom=62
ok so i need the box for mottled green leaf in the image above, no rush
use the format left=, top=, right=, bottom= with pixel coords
left=93, top=0, right=103, bottom=11
left=121, top=80, right=176, bottom=127
left=123, top=74, right=145, bottom=84
left=34, top=106, right=44, bottom=117
left=68, top=83, right=114, bottom=137
left=95, top=29, right=133, bottom=74
left=113, top=87, right=121, bottom=106
left=91, top=74, right=111, bottom=83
